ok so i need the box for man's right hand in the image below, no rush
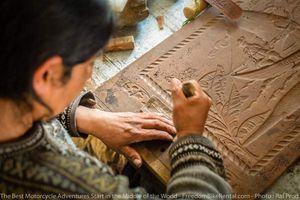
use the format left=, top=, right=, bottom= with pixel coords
left=171, top=78, right=211, bottom=138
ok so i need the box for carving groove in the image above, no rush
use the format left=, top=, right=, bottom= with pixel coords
left=121, top=80, right=150, bottom=104
left=141, top=97, right=172, bottom=120
left=232, top=50, right=300, bottom=79
left=140, top=75, right=172, bottom=107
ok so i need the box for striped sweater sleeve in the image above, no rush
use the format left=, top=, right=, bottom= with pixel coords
left=56, top=91, right=96, bottom=138
left=166, top=135, right=232, bottom=200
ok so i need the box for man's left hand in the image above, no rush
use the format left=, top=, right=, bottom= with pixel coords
left=75, top=106, right=175, bottom=168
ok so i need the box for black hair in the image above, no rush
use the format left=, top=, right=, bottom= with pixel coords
left=0, top=0, right=114, bottom=102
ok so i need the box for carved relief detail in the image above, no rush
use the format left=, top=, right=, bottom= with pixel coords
left=139, top=15, right=224, bottom=76
left=141, top=97, right=172, bottom=120
left=136, top=50, right=300, bottom=175
left=140, top=75, right=173, bottom=107
left=237, top=36, right=282, bottom=68
left=208, top=31, right=230, bottom=59
left=205, top=106, right=254, bottom=173
left=121, top=80, right=150, bottom=104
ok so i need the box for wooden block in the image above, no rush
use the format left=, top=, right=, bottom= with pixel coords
left=156, top=16, right=165, bottom=30
left=104, top=36, right=135, bottom=52
left=117, top=0, right=149, bottom=27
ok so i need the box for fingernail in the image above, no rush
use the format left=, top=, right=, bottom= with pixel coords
left=133, top=159, right=142, bottom=168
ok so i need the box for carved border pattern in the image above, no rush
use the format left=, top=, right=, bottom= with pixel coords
left=249, top=123, right=300, bottom=175
left=139, top=14, right=224, bottom=76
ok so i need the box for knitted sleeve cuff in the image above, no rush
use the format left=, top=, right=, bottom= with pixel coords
left=57, top=91, right=96, bottom=138
left=169, top=135, right=227, bottom=179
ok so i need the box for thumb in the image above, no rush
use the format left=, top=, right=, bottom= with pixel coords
left=171, top=78, right=185, bottom=105
left=120, top=146, right=142, bottom=168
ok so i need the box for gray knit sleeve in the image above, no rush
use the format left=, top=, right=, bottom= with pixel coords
left=166, top=135, right=232, bottom=200
left=56, top=91, right=97, bottom=138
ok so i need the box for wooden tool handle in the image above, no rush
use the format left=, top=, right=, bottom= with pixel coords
left=182, top=82, right=196, bottom=98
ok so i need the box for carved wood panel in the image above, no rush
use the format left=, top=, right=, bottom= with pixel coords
left=94, top=0, right=300, bottom=196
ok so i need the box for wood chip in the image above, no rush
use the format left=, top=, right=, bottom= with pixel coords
left=156, top=16, right=165, bottom=30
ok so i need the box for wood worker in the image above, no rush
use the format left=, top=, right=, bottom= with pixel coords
left=0, top=0, right=232, bottom=199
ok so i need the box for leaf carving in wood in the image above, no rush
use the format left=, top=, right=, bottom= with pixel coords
left=222, top=85, right=241, bottom=135
left=237, top=110, right=271, bottom=143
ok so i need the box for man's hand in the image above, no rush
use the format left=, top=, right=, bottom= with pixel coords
left=171, top=78, right=211, bottom=138
left=75, top=107, right=175, bottom=168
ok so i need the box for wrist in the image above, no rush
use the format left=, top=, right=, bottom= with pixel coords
left=176, top=130, right=203, bottom=138
left=75, top=106, right=104, bottom=135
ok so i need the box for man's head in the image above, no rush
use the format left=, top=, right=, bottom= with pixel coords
left=0, top=0, right=113, bottom=118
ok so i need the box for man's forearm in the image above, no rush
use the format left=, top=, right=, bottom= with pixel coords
left=75, top=106, right=106, bottom=136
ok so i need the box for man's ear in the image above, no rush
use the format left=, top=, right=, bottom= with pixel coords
left=32, top=56, right=64, bottom=98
